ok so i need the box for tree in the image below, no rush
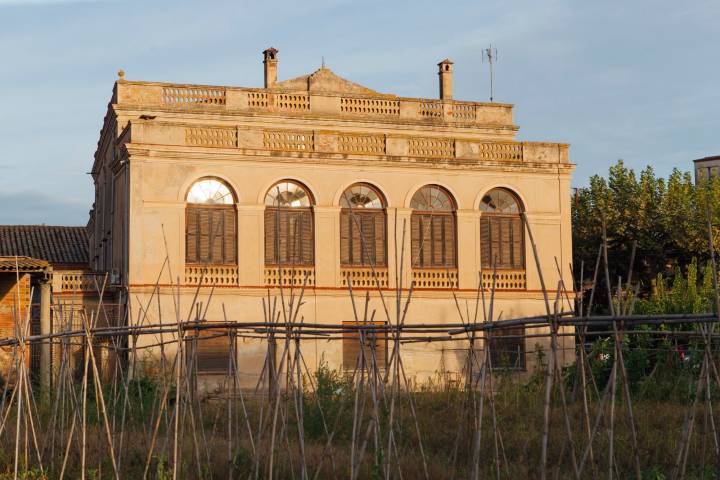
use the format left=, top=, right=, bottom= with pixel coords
left=573, top=160, right=720, bottom=308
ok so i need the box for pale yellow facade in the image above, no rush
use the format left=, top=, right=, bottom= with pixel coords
left=88, top=50, right=575, bottom=388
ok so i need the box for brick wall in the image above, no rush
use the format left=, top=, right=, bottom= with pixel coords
left=0, top=273, right=31, bottom=383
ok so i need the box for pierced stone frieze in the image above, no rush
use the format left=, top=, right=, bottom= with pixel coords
left=337, top=134, right=385, bottom=155
left=340, top=97, right=400, bottom=117
left=452, top=103, right=476, bottom=121
left=263, top=130, right=314, bottom=152
left=248, top=91, right=269, bottom=108
left=162, top=86, right=226, bottom=106
left=185, top=127, right=238, bottom=148
left=275, top=93, right=310, bottom=111
left=418, top=101, right=443, bottom=118
left=408, top=137, right=455, bottom=159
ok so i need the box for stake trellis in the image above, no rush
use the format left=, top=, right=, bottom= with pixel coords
left=1, top=214, right=720, bottom=478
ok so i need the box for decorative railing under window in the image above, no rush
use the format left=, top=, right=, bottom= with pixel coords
left=263, top=130, right=314, bottom=152
left=58, top=272, right=103, bottom=292
left=341, top=267, right=389, bottom=288
left=264, top=267, right=315, bottom=287
left=411, top=269, right=458, bottom=289
left=184, top=265, right=239, bottom=286
left=162, top=86, right=226, bottom=106
left=481, top=270, right=526, bottom=290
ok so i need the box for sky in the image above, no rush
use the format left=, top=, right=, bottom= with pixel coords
left=0, top=0, right=718, bottom=225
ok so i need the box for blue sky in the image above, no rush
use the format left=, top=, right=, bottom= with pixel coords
left=0, top=0, right=718, bottom=225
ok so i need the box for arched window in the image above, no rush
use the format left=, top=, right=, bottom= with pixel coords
left=340, top=183, right=387, bottom=267
left=264, top=180, right=314, bottom=265
left=480, top=188, right=524, bottom=269
left=185, top=178, right=236, bottom=265
left=410, top=185, right=457, bottom=268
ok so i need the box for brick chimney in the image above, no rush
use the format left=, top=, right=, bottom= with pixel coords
left=438, top=59, right=453, bottom=100
left=263, top=47, right=278, bottom=88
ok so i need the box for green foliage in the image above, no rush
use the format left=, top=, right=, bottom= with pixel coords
left=573, top=160, right=720, bottom=307
left=303, top=360, right=354, bottom=441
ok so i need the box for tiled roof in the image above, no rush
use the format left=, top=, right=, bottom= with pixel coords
left=0, top=226, right=88, bottom=266
left=0, top=257, right=49, bottom=272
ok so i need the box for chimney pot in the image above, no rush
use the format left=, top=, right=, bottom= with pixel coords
left=263, top=47, right=279, bottom=88
left=438, top=59, right=453, bottom=100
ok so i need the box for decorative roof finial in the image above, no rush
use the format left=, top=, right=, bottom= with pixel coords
left=117, top=69, right=125, bottom=80
left=321, top=56, right=325, bottom=69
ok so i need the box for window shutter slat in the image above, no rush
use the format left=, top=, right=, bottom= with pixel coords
left=195, top=329, right=232, bottom=373
left=340, top=210, right=351, bottom=265
left=480, top=217, right=491, bottom=268
left=264, top=210, right=276, bottom=264
left=360, top=213, right=375, bottom=265
left=511, top=217, right=523, bottom=268
left=489, top=218, right=500, bottom=267
left=223, top=208, right=237, bottom=264
left=374, top=211, right=386, bottom=266
left=300, top=209, right=314, bottom=265
left=351, top=213, right=362, bottom=265
left=210, top=210, right=224, bottom=264
left=198, top=209, right=211, bottom=262
left=445, top=215, right=456, bottom=267
left=500, top=218, right=512, bottom=266
left=186, top=208, right=198, bottom=263
left=411, top=215, right=421, bottom=267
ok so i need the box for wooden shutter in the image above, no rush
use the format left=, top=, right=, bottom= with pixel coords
left=350, top=213, right=362, bottom=265
left=445, top=214, right=456, bottom=267
left=499, top=218, right=511, bottom=267
left=300, top=209, right=314, bottom=265
left=342, top=321, right=387, bottom=371
left=209, top=210, right=224, bottom=264
left=360, top=213, right=376, bottom=265
left=340, top=210, right=351, bottom=265
left=198, top=209, right=211, bottom=263
left=489, top=218, right=500, bottom=268
left=194, top=329, right=232, bottom=374
left=411, top=214, right=421, bottom=267
left=223, top=208, right=237, bottom=264
left=511, top=217, right=523, bottom=268
left=480, top=217, right=490, bottom=268
left=264, top=209, right=276, bottom=264
left=374, top=211, right=386, bottom=266
left=186, top=208, right=199, bottom=263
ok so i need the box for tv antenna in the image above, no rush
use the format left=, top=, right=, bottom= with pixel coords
left=482, top=44, right=498, bottom=102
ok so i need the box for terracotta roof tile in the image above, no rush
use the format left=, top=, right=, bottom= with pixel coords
left=0, top=226, right=88, bottom=266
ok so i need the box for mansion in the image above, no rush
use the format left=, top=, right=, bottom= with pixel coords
left=2, top=49, right=575, bottom=387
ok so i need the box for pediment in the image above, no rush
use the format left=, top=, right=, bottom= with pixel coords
left=273, top=67, right=381, bottom=95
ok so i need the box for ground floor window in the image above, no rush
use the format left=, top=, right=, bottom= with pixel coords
left=488, top=326, right=525, bottom=370
left=342, top=321, right=387, bottom=371
left=188, top=328, right=233, bottom=374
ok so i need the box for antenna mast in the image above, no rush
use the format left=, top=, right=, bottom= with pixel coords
left=482, top=44, right=498, bottom=102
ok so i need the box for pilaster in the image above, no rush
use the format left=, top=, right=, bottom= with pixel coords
left=237, top=205, right=265, bottom=286
left=456, top=210, right=481, bottom=290
left=314, top=206, right=341, bottom=287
